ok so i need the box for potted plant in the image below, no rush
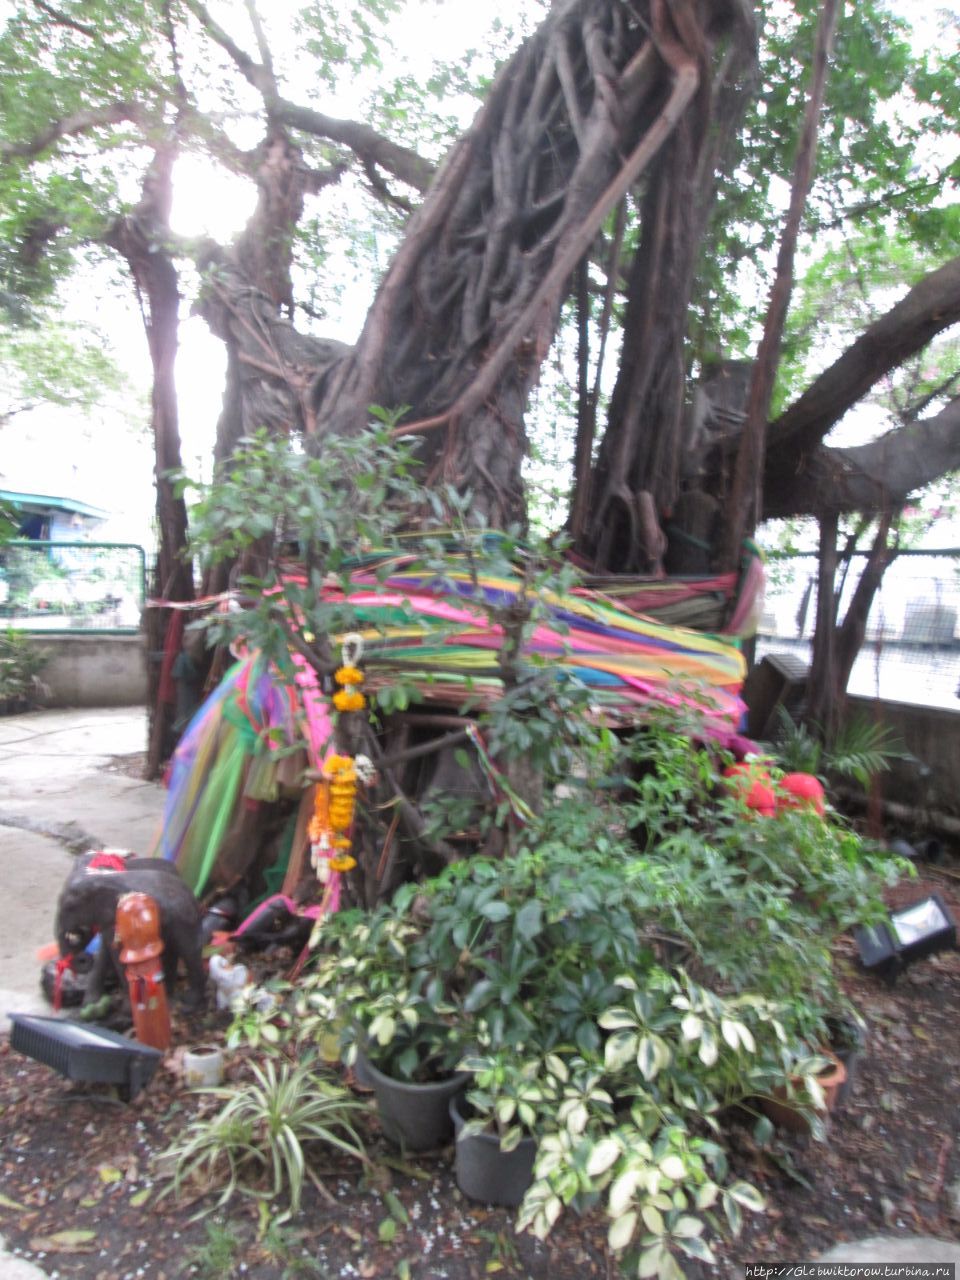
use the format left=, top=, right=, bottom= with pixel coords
left=757, top=1050, right=848, bottom=1134
left=450, top=1050, right=557, bottom=1206
left=300, top=906, right=472, bottom=1151
left=348, top=983, right=470, bottom=1151
left=826, top=1008, right=867, bottom=1108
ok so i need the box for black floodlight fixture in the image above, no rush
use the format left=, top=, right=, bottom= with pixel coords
left=854, top=892, right=957, bottom=982
left=8, top=1013, right=162, bottom=1100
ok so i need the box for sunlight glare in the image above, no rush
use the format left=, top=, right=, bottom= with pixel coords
left=171, top=155, right=258, bottom=242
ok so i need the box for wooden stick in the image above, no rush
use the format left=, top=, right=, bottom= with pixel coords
left=375, top=810, right=401, bottom=884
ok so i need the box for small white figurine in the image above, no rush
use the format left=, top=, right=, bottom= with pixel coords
left=208, top=953, right=249, bottom=1012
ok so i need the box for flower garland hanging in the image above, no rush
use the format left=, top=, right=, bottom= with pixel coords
left=308, top=635, right=375, bottom=887
left=333, top=633, right=366, bottom=713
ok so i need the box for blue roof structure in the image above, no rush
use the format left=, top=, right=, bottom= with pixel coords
left=0, top=489, right=109, bottom=520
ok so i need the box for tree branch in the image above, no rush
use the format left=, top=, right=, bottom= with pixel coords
left=274, top=98, right=434, bottom=193
left=766, top=395, right=960, bottom=518
left=301, top=159, right=348, bottom=194
left=30, top=0, right=96, bottom=40
left=723, top=0, right=840, bottom=565
left=360, top=157, right=414, bottom=212
left=0, top=102, right=140, bottom=164
left=769, top=254, right=960, bottom=459
left=243, top=0, right=278, bottom=104
left=182, top=0, right=273, bottom=98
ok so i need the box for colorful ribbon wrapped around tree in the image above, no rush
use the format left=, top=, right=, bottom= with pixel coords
left=156, top=547, right=755, bottom=914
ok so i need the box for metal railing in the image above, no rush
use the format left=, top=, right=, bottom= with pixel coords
left=756, top=548, right=960, bottom=711
left=0, top=541, right=146, bottom=634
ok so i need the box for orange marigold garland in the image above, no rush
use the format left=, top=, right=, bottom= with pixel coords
left=310, top=754, right=361, bottom=877
left=333, top=635, right=366, bottom=713
left=309, top=636, right=374, bottom=891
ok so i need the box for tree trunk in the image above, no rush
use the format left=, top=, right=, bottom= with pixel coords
left=578, top=0, right=757, bottom=572
left=194, top=129, right=350, bottom=597
left=106, top=144, right=193, bottom=777
left=313, top=0, right=735, bottom=529
left=585, top=115, right=704, bottom=572
left=805, top=507, right=840, bottom=738
left=197, top=129, right=351, bottom=469
left=722, top=0, right=841, bottom=568
left=834, top=509, right=898, bottom=694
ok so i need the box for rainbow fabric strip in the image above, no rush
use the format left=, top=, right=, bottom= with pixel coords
left=157, top=555, right=752, bottom=891
left=294, top=555, right=747, bottom=731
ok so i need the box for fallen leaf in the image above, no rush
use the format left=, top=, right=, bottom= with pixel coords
left=0, top=1192, right=25, bottom=1211
left=129, top=1188, right=151, bottom=1207
left=30, top=1229, right=97, bottom=1253
left=384, top=1189, right=410, bottom=1225
left=98, top=1165, right=123, bottom=1184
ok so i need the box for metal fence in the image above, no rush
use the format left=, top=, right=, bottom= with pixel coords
left=756, top=548, right=960, bottom=711
left=0, top=541, right=146, bottom=633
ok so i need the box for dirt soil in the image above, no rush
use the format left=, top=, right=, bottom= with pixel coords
left=2, top=862, right=959, bottom=1280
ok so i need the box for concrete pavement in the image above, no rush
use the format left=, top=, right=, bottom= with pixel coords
left=0, top=707, right=167, bottom=1280
left=0, top=707, right=166, bottom=1032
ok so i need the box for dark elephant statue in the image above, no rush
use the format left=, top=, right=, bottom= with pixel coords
left=55, top=858, right=206, bottom=1008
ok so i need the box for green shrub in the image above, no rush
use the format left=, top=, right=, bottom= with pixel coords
left=227, top=710, right=902, bottom=1278
left=0, top=629, right=48, bottom=706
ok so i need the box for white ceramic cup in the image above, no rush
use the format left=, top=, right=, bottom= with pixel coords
left=183, top=1044, right=224, bottom=1087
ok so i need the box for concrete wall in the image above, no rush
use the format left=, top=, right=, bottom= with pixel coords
left=34, top=633, right=147, bottom=707
left=846, top=695, right=960, bottom=817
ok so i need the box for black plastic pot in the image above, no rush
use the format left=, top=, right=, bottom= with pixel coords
left=357, top=1050, right=468, bottom=1152
left=449, top=1094, right=537, bottom=1207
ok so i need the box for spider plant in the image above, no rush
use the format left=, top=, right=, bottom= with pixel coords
left=162, top=1054, right=369, bottom=1220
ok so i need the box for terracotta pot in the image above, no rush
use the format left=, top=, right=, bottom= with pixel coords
left=827, top=1016, right=866, bottom=1108
left=759, top=1052, right=847, bottom=1134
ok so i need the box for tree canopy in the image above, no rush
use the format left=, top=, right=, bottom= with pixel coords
left=1, top=0, right=958, bottom=582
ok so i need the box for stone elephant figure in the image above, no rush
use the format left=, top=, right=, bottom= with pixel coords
left=55, top=857, right=206, bottom=1008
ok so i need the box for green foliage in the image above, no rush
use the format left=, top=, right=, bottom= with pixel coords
left=184, top=1220, right=242, bottom=1280
left=285, top=903, right=468, bottom=1082
left=227, top=703, right=903, bottom=1277
left=772, top=706, right=905, bottom=789
left=457, top=1050, right=561, bottom=1151
left=0, top=314, right=124, bottom=421
left=161, top=1054, right=368, bottom=1221
left=690, top=0, right=958, bottom=378
left=0, top=0, right=167, bottom=306
left=770, top=706, right=821, bottom=777
left=180, top=414, right=424, bottom=673
left=774, top=229, right=960, bottom=418
left=0, top=628, right=48, bottom=705
left=0, top=501, right=15, bottom=543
